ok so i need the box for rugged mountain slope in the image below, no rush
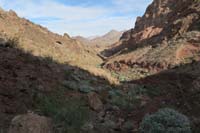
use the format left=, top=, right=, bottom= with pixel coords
left=73, top=36, right=92, bottom=46
left=103, top=0, right=200, bottom=80
left=101, top=1, right=200, bottom=131
left=0, top=34, right=157, bottom=133
left=1, top=1, right=200, bottom=133
left=92, top=30, right=123, bottom=47
left=0, top=36, right=117, bottom=132
left=0, top=9, right=121, bottom=132
left=0, top=9, right=102, bottom=68
left=74, top=30, right=123, bottom=49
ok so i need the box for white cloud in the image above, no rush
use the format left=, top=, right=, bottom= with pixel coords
left=45, top=16, right=136, bottom=37
left=1, top=0, right=108, bottom=21
left=0, top=0, right=152, bottom=37
left=112, top=0, right=152, bottom=13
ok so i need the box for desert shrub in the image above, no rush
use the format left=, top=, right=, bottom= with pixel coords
left=109, top=89, right=141, bottom=111
left=196, top=21, right=200, bottom=31
left=134, top=85, right=161, bottom=98
left=36, top=90, right=89, bottom=133
left=140, top=108, right=191, bottom=133
left=111, top=71, right=127, bottom=82
left=2, top=37, right=19, bottom=48
left=109, top=85, right=161, bottom=110
left=43, top=56, right=54, bottom=63
left=119, top=75, right=127, bottom=82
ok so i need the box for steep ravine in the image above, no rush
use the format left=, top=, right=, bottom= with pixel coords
left=1, top=0, right=200, bottom=133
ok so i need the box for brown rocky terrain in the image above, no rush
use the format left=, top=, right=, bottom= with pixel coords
left=0, top=36, right=119, bottom=132
left=0, top=9, right=102, bottom=68
left=101, top=0, right=200, bottom=132
left=1, top=0, right=200, bottom=133
left=103, top=0, right=200, bottom=79
left=0, top=9, right=119, bottom=133
left=91, top=30, right=123, bottom=47
left=74, top=30, right=123, bottom=52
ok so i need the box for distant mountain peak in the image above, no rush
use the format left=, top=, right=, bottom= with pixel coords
left=74, top=30, right=124, bottom=48
left=108, top=29, right=118, bottom=33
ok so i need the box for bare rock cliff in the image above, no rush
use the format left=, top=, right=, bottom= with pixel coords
left=104, top=0, right=200, bottom=78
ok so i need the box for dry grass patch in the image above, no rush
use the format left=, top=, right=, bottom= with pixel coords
left=82, top=65, right=120, bottom=85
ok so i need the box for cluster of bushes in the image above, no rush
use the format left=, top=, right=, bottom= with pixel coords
left=108, top=85, right=161, bottom=110
left=140, top=108, right=191, bottom=133
left=35, top=90, right=89, bottom=133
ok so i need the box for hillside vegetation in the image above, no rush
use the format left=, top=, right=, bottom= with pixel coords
left=1, top=0, right=200, bottom=133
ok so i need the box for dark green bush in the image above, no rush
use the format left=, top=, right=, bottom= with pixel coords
left=140, top=108, right=191, bottom=133
left=109, top=89, right=141, bottom=110
left=36, top=91, right=89, bottom=133
left=108, top=85, right=161, bottom=110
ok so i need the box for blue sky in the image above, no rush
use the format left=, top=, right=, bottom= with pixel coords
left=0, top=0, right=152, bottom=37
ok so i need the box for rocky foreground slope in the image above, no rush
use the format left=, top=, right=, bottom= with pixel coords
left=1, top=0, right=200, bottom=133
left=0, top=8, right=119, bottom=133
left=0, top=38, right=116, bottom=132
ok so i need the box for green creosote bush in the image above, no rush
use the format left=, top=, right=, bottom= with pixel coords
left=140, top=108, right=191, bottom=133
left=109, top=85, right=161, bottom=110
left=109, top=89, right=141, bottom=110
left=35, top=90, right=89, bottom=133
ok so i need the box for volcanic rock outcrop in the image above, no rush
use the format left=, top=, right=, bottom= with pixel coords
left=103, top=0, right=200, bottom=79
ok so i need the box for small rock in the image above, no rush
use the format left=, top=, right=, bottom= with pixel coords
left=98, top=111, right=106, bottom=118
left=79, top=85, right=93, bottom=93
left=105, top=104, right=120, bottom=111
left=63, top=33, right=70, bottom=39
left=140, top=100, right=147, bottom=107
left=88, top=92, right=103, bottom=112
left=122, top=121, right=134, bottom=131
left=192, top=77, right=200, bottom=93
left=9, top=112, right=53, bottom=133
left=0, top=38, right=7, bottom=46
left=102, top=120, right=117, bottom=129
left=81, top=122, right=94, bottom=131
left=62, top=81, right=78, bottom=91
left=8, top=10, right=18, bottom=16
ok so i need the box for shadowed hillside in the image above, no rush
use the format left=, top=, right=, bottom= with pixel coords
left=0, top=8, right=120, bottom=85
left=1, top=0, right=200, bottom=133
left=126, top=61, right=200, bottom=132
left=0, top=37, right=117, bottom=132
left=2, top=37, right=200, bottom=132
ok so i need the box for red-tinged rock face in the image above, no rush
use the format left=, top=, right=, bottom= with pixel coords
left=176, top=43, right=200, bottom=62
left=103, top=0, right=200, bottom=76
left=131, top=26, right=163, bottom=43
left=120, top=0, right=199, bottom=44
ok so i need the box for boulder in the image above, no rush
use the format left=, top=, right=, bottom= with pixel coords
left=87, top=92, right=103, bottom=112
left=192, top=77, right=200, bottom=93
left=9, top=112, right=53, bottom=133
left=63, top=33, right=70, bottom=39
